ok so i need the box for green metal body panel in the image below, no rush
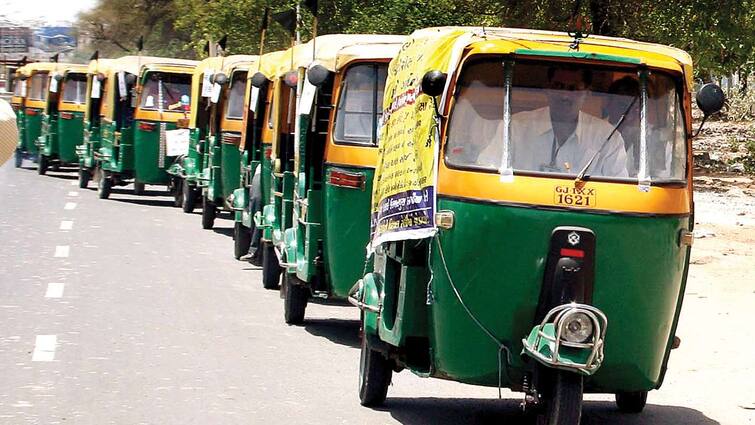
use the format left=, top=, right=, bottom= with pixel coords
left=40, top=111, right=84, bottom=163
left=317, top=165, right=375, bottom=298
left=99, top=122, right=135, bottom=175
left=207, top=139, right=240, bottom=204
left=79, top=121, right=102, bottom=169
left=269, top=171, right=295, bottom=246
left=15, top=108, right=26, bottom=149
left=197, top=135, right=215, bottom=188
left=22, top=108, right=42, bottom=154
left=248, top=151, right=274, bottom=229
left=375, top=198, right=689, bottom=393
left=133, top=120, right=177, bottom=184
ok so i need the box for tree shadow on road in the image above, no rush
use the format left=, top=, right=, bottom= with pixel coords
left=304, top=318, right=361, bottom=349
left=379, top=397, right=720, bottom=425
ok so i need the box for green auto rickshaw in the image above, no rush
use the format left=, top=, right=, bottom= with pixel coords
left=15, top=62, right=57, bottom=168
left=36, top=64, right=89, bottom=174
left=197, top=55, right=259, bottom=229
left=229, top=50, right=287, bottom=260
left=96, top=57, right=197, bottom=199
left=268, top=35, right=405, bottom=324
left=167, top=55, right=225, bottom=212
left=10, top=64, right=30, bottom=168
left=350, top=27, right=724, bottom=424
left=77, top=58, right=116, bottom=188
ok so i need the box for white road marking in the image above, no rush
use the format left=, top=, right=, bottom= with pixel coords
left=54, top=246, right=70, bottom=258
left=64, top=202, right=77, bottom=210
left=67, top=191, right=79, bottom=197
left=59, top=221, right=73, bottom=230
left=45, top=283, right=64, bottom=298
left=32, top=335, right=57, bottom=361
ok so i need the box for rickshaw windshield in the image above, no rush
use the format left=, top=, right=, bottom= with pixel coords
left=333, top=63, right=388, bottom=146
left=13, top=80, right=24, bottom=96
left=446, top=58, right=687, bottom=182
left=29, top=73, right=49, bottom=101
left=62, top=74, right=87, bottom=104
left=224, top=72, right=247, bottom=120
left=139, top=72, right=191, bottom=112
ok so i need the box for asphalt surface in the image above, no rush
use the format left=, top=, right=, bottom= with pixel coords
left=0, top=159, right=746, bottom=424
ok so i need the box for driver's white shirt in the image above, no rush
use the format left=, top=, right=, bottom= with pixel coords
left=507, top=107, right=629, bottom=177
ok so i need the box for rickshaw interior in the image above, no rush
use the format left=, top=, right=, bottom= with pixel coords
left=138, top=71, right=192, bottom=113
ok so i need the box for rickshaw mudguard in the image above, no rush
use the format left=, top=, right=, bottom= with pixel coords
left=522, top=323, right=600, bottom=376
left=231, top=187, right=247, bottom=211
left=283, top=227, right=299, bottom=274
left=428, top=197, right=689, bottom=391
left=360, top=273, right=382, bottom=337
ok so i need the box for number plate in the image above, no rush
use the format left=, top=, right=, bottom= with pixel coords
left=554, top=185, right=596, bottom=207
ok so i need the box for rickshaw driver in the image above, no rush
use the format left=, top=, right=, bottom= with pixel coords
left=509, top=66, right=629, bottom=177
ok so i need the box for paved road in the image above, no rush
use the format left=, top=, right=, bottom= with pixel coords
left=0, top=160, right=746, bottom=424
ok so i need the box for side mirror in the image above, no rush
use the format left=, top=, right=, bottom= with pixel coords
left=18, top=74, right=28, bottom=81
left=696, top=83, right=725, bottom=116
left=53, top=73, right=64, bottom=82
left=125, top=73, right=137, bottom=85
left=250, top=72, right=267, bottom=88
left=283, top=71, right=298, bottom=88
left=213, top=72, right=229, bottom=86
left=96, top=73, right=106, bottom=82
left=421, top=70, right=447, bottom=97
left=306, top=64, right=330, bottom=87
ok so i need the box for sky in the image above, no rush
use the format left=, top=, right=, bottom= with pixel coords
left=0, top=0, right=97, bottom=25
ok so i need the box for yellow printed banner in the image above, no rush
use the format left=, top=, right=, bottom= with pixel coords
left=369, top=29, right=465, bottom=251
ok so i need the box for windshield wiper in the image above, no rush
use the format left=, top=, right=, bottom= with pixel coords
left=575, top=95, right=638, bottom=182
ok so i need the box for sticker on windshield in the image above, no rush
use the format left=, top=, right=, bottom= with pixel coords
left=554, top=185, right=595, bottom=207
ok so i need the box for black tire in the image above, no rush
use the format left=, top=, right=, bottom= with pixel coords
left=172, top=178, right=184, bottom=208
left=182, top=182, right=198, bottom=213
left=51, top=162, right=60, bottom=171
left=536, top=370, right=583, bottom=425
left=78, top=167, right=90, bottom=189
left=201, top=196, right=216, bottom=229
left=358, top=333, right=392, bottom=407
left=615, top=391, right=648, bottom=413
left=37, top=155, right=48, bottom=175
left=133, top=181, right=145, bottom=195
left=234, top=222, right=252, bottom=260
left=262, top=242, right=281, bottom=290
left=98, top=173, right=112, bottom=200
left=283, top=273, right=308, bottom=325
left=14, top=149, right=23, bottom=168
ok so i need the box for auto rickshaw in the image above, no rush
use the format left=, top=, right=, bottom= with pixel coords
left=262, top=35, right=405, bottom=324
left=350, top=27, right=725, bottom=424
left=196, top=55, right=259, bottom=229
left=166, top=55, right=225, bottom=211
left=36, top=64, right=89, bottom=174
left=15, top=62, right=57, bottom=167
left=77, top=58, right=116, bottom=188
left=96, top=57, right=197, bottom=199
left=229, top=50, right=287, bottom=260
left=10, top=65, right=30, bottom=168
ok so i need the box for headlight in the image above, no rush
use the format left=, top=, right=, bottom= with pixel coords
left=561, top=312, right=594, bottom=343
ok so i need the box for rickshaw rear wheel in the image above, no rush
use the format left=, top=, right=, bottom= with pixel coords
left=283, top=273, right=308, bottom=325
left=78, top=168, right=90, bottom=188
left=182, top=182, right=198, bottom=213
left=233, top=222, right=252, bottom=260
left=133, top=182, right=145, bottom=195
left=172, top=178, right=184, bottom=207
left=201, top=197, right=216, bottom=229
left=37, top=155, right=48, bottom=175
left=98, top=173, right=112, bottom=199
left=358, top=333, right=392, bottom=407
left=536, top=370, right=583, bottom=425
left=262, top=243, right=281, bottom=289
left=615, top=391, right=647, bottom=413
left=14, top=150, right=23, bottom=168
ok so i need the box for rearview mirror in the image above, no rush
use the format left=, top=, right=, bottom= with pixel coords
left=696, top=83, right=725, bottom=116
left=53, top=73, right=64, bottom=82
left=213, top=72, right=229, bottom=86
left=250, top=72, right=267, bottom=88
left=283, top=71, right=298, bottom=88
left=125, top=73, right=137, bottom=86
left=421, top=70, right=447, bottom=97
left=306, top=64, right=330, bottom=87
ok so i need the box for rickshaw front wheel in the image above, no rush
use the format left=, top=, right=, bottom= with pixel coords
left=14, top=149, right=22, bottom=168
left=233, top=222, right=252, bottom=260
left=201, top=197, right=217, bottom=229
left=283, top=273, right=308, bottom=325
left=182, top=182, right=198, bottom=213
left=261, top=243, right=281, bottom=290
left=536, top=370, right=583, bottom=425
left=133, top=181, right=145, bottom=195
left=358, top=333, right=392, bottom=407
left=37, top=155, right=48, bottom=175
left=97, top=173, right=112, bottom=200
left=78, top=168, right=90, bottom=189
left=615, top=391, right=647, bottom=413
left=172, top=178, right=184, bottom=208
